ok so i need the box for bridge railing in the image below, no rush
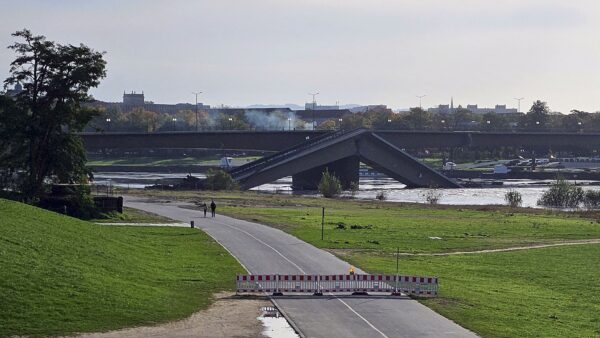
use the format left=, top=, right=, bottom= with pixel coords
left=236, top=273, right=439, bottom=297
left=228, top=128, right=365, bottom=178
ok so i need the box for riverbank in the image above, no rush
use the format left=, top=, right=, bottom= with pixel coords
left=125, top=189, right=600, bottom=337
left=0, top=198, right=246, bottom=337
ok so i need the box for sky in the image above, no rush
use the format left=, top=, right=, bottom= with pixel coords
left=1, top=0, right=600, bottom=113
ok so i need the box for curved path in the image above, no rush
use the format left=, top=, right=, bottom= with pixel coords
left=125, top=196, right=477, bottom=338
left=399, top=239, right=600, bottom=256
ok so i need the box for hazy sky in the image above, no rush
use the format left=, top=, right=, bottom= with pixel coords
left=2, top=0, right=600, bottom=113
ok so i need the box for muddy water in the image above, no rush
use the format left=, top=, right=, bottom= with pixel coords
left=93, top=172, right=600, bottom=208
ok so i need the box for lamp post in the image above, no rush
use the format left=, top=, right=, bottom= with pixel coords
left=440, top=119, right=445, bottom=131
left=192, top=91, right=202, bottom=131
left=416, top=94, right=426, bottom=109
left=578, top=121, right=583, bottom=132
left=308, top=92, right=319, bottom=130
left=228, top=117, right=233, bottom=130
left=338, top=118, right=343, bottom=130
left=105, top=118, right=111, bottom=132
left=288, top=117, right=292, bottom=131
left=172, top=117, right=177, bottom=131
left=514, top=97, right=524, bottom=113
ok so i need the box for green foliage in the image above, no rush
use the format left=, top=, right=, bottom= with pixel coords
left=422, top=189, right=442, bottom=205
left=0, top=199, right=244, bottom=336
left=537, top=178, right=584, bottom=208
left=1, top=29, right=106, bottom=201
left=203, top=168, right=239, bottom=190
left=318, top=168, right=342, bottom=198
left=583, top=190, right=600, bottom=209
left=504, top=189, right=523, bottom=208
left=349, top=181, right=359, bottom=198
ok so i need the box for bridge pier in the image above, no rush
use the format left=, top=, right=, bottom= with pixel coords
left=292, top=156, right=359, bottom=190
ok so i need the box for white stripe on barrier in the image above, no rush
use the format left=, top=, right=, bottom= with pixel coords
left=236, top=274, right=438, bottom=297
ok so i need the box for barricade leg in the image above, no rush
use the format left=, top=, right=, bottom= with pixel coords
left=273, top=274, right=283, bottom=296
left=313, top=275, right=323, bottom=296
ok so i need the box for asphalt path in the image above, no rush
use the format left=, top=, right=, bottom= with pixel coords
left=125, top=196, right=477, bottom=338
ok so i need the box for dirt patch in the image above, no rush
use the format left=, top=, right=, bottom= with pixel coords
left=76, top=292, right=271, bottom=338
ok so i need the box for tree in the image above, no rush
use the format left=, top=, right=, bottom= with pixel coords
left=402, top=108, right=432, bottom=130
left=0, top=29, right=106, bottom=201
left=519, top=100, right=550, bottom=130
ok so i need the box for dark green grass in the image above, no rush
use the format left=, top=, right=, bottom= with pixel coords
left=349, top=245, right=600, bottom=338
left=91, top=207, right=174, bottom=223
left=0, top=199, right=244, bottom=337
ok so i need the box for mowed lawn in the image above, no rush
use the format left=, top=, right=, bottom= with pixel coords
left=0, top=198, right=244, bottom=337
left=350, top=245, right=600, bottom=338
left=202, top=193, right=600, bottom=254
left=141, top=190, right=600, bottom=337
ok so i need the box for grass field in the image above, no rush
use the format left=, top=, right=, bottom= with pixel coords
left=126, top=189, right=600, bottom=337
left=0, top=198, right=244, bottom=337
left=350, top=245, right=600, bottom=338
left=91, top=207, right=174, bottom=223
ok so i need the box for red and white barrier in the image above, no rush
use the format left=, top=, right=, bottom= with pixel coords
left=236, top=274, right=438, bottom=297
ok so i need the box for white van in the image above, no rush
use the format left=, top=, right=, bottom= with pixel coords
left=220, top=157, right=233, bottom=168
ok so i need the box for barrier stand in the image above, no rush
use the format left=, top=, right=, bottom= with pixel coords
left=273, top=274, right=283, bottom=296
left=391, top=274, right=402, bottom=296
left=313, top=275, right=323, bottom=296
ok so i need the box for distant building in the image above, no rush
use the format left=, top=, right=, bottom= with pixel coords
left=91, top=90, right=210, bottom=114
left=304, top=103, right=340, bottom=110
left=123, top=91, right=144, bottom=106
left=5, top=83, right=23, bottom=97
left=428, top=99, right=518, bottom=114
left=350, top=105, right=388, bottom=113
left=296, top=109, right=352, bottom=125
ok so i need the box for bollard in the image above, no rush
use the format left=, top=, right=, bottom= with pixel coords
left=190, top=220, right=195, bottom=228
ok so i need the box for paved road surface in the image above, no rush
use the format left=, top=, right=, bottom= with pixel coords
left=125, top=196, right=477, bottom=338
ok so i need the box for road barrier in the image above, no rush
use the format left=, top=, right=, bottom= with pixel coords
left=236, top=274, right=438, bottom=297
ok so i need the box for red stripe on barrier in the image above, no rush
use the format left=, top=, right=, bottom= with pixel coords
left=428, top=277, right=432, bottom=283
left=420, top=277, right=424, bottom=283
left=292, top=275, right=296, bottom=281
left=266, top=275, right=270, bottom=281
left=300, top=275, right=304, bottom=281
left=250, top=276, right=255, bottom=281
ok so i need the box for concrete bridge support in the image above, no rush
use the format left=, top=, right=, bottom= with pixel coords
left=292, top=156, right=360, bottom=190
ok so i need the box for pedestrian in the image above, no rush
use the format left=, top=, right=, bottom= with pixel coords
left=210, top=199, right=216, bottom=217
left=203, top=203, right=207, bottom=218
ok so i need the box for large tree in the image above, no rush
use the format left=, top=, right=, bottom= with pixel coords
left=0, top=29, right=106, bottom=201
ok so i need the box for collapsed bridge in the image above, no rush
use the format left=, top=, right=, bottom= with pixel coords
left=227, top=128, right=461, bottom=190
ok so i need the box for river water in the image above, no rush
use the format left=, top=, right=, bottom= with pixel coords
left=93, top=172, right=600, bottom=208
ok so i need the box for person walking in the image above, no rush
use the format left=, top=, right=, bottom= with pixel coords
left=210, top=199, right=216, bottom=217
left=202, top=203, right=207, bottom=218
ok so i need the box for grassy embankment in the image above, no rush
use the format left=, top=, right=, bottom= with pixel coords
left=0, top=198, right=244, bottom=337
left=128, top=189, right=600, bottom=337
left=91, top=206, right=174, bottom=223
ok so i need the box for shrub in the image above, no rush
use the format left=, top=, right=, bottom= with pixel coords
left=583, top=190, right=600, bottom=209
left=537, top=178, right=584, bottom=208
left=349, top=181, right=359, bottom=198
left=504, top=189, right=523, bottom=208
left=204, top=169, right=239, bottom=191
left=318, top=169, right=342, bottom=198
left=423, top=189, right=442, bottom=205
left=375, top=191, right=387, bottom=201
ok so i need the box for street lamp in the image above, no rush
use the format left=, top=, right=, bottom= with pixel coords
left=228, top=117, right=233, bottom=130
left=192, top=91, right=202, bottom=131
left=308, top=92, right=319, bottom=130
left=440, top=119, right=445, bottom=131
left=288, top=117, right=292, bottom=131
left=172, top=117, right=177, bottom=131
left=338, top=118, right=343, bottom=130
left=514, top=97, right=524, bottom=113
left=105, top=118, right=111, bottom=132
left=416, top=95, right=426, bottom=109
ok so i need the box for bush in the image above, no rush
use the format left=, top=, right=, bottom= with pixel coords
left=318, top=169, right=342, bottom=198
left=349, top=181, right=359, bottom=198
left=375, top=191, right=387, bottom=201
left=537, top=178, right=584, bottom=209
left=504, top=189, right=523, bottom=208
left=583, top=190, right=600, bottom=209
left=422, top=189, right=442, bottom=205
left=204, top=169, right=239, bottom=191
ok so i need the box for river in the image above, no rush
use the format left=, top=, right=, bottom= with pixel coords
left=92, top=172, right=600, bottom=208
